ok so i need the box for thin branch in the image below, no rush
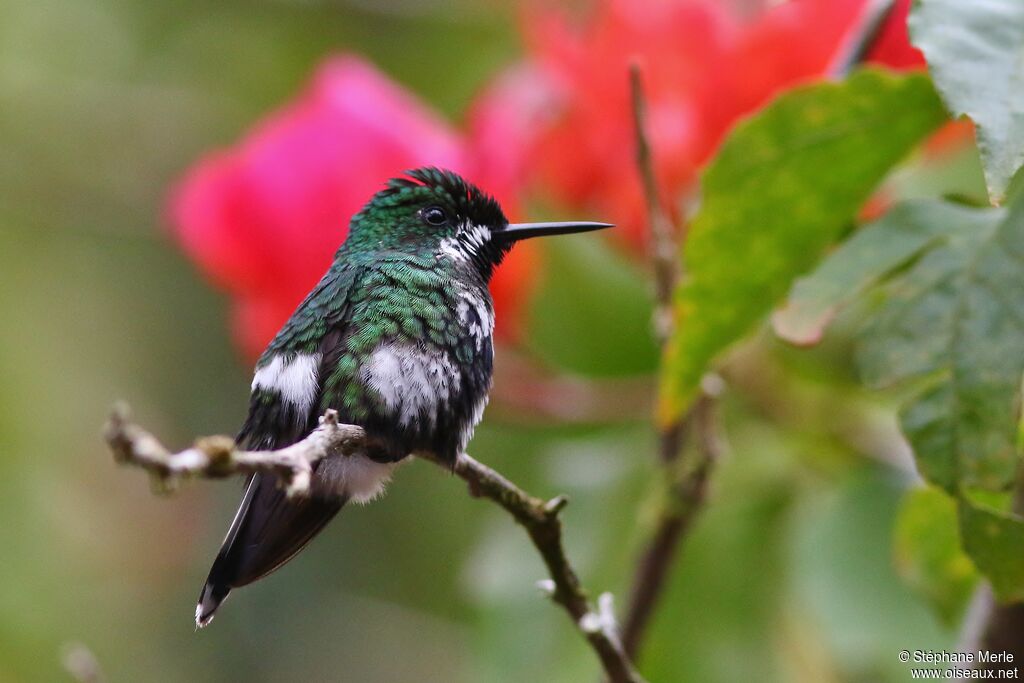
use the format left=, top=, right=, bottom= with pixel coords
left=103, top=406, right=644, bottom=683
left=977, top=599, right=1024, bottom=674
left=621, top=62, right=724, bottom=663
left=958, top=584, right=994, bottom=666
left=422, top=450, right=643, bottom=683
left=620, top=380, right=723, bottom=658
left=105, top=405, right=365, bottom=497
left=629, top=62, right=678, bottom=345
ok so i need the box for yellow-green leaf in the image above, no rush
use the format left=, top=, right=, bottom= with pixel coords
left=893, top=487, right=978, bottom=624
left=659, top=70, right=946, bottom=422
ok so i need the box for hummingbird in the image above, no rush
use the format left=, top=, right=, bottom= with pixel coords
left=196, top=167, right=611, bottom=627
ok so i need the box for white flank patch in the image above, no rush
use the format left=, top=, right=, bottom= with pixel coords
left=317, top=454, right=397, bottom=504
left=439, top=222, right=492, bottom=263
left=251, top=352, right=320, bottom=415
left=361, top=342, right=461, bottom=427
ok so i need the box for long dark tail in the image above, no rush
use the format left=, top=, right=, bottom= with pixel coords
left=195, top=473, right=345, bottom=627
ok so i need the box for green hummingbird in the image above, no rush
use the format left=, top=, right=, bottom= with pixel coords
left=196, top=167, right=611, bottom=627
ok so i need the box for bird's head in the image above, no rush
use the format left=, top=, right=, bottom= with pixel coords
left=345, top=167, right=612, bottom=280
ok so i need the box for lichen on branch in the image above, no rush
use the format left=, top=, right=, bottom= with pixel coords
left=105, top=405, right=365, bottom=497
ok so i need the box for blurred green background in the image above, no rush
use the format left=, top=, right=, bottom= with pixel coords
left=0, top=0, right=977, bottom=681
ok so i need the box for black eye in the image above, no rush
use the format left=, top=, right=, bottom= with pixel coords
left=422, top=206, right=449, bottom=226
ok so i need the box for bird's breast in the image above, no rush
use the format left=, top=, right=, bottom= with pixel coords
left=360, top=341, right=463, bottom=429
left=351, top=274, right=495, bottom=460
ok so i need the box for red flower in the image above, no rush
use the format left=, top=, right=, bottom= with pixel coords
left=497, top=0, right=925, bottom=248
left=865, top=0, right=925, bottom=69
left=170, top=56, right=536, bottom=360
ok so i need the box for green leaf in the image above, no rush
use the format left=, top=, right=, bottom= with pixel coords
left=773, top=200, right=973, bottom=346
left=777, top=196, right=1024, bottom=593
left=893, top=487, right=977, bottom=625
left=910, top=0, right=1024, bottom=204
left=855, top=210, right=999, bottom=390
left=899, top=383, right=959, bottom=492
left=860, top=199, right=1024, bottom=491
left=958, top=497, right=1024, bottom=602
left=659, top=70, right=946, bottom=421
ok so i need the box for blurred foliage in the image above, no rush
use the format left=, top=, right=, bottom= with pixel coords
left=893, top=487, right=977, bottom=626
left=888, top=200, right=1024, bottom=491
left=778, top=195, right=1024, bottom=598
left=774, top=200, right=993, bottom=349
left=0, top=0, right=1008, bottom=682
left=779, top=200, right=1007, bottom=490
left=773, top=0, right=1024, bottom=612
left=528, top=235, right=660, bottom=377
left=958, top=496, right=1024, bottom=603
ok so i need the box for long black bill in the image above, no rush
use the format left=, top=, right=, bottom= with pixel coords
left=496, top=221, right=614, bottom=243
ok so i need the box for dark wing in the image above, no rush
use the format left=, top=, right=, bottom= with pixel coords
left=196, top=265, right=363, bottom=627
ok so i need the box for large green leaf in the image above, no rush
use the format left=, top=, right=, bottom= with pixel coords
left=867, top=200, right=1024, bottom=491
left=910, top=0, right=1024, bottom=204
left=855, top=214, right=998, bottom=391
left=773, top=200, right=979, bottom=346
left=899, top=383, right=960, bottom=492
left=659, top=70, right=946, bottom=421
left=779, top=199, right=1021, bottom=491
left=776, top=197, right=1024, bottom=596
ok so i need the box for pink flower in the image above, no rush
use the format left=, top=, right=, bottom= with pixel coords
left=171, top=56, right=536, bottom=360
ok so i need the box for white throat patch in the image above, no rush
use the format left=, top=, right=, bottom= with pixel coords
left=439, top=222, right=492, bottom=263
